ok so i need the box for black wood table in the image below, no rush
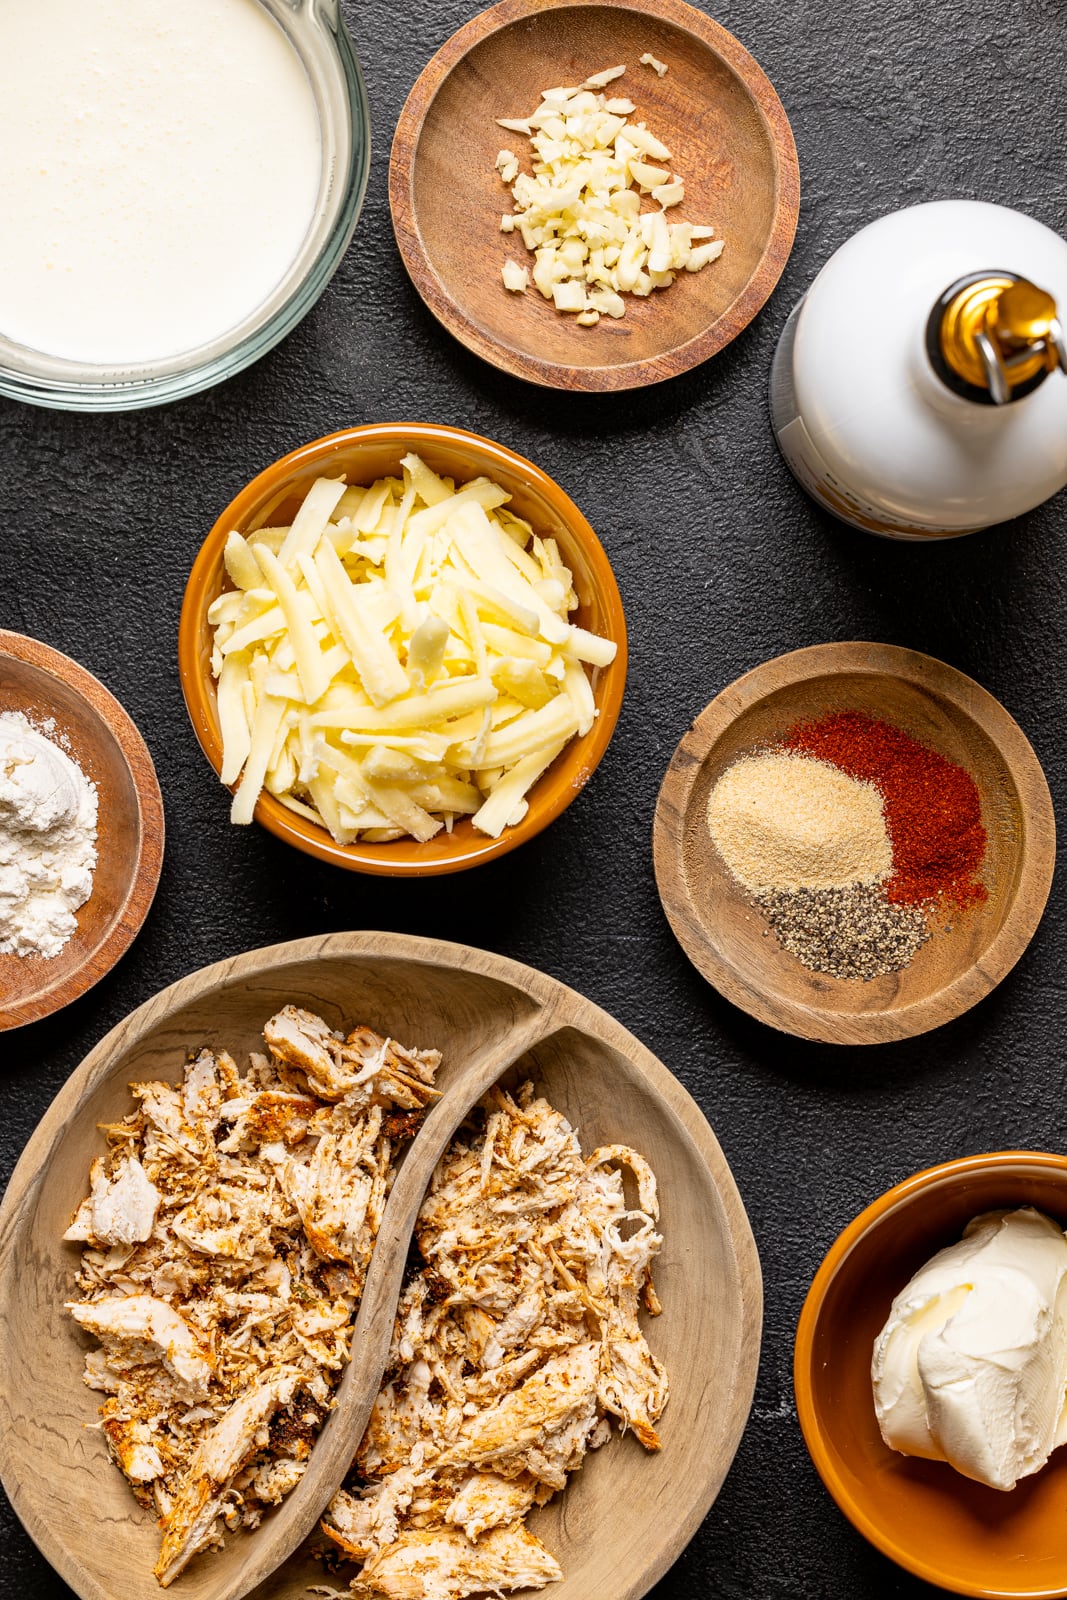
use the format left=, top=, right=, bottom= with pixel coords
left=3, top=1, right=1065, bottom=1596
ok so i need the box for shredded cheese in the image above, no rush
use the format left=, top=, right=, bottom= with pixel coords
left=208, top=459, right=617, bottom=844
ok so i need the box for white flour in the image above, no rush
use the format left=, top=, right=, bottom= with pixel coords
left=0, top=711, right=98, bottom=959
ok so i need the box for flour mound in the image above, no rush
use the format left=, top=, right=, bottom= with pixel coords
left=0, top=711, right=98, bottom=959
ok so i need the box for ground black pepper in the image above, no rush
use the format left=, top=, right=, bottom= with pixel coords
left=754, top=884, right=931, bottom=981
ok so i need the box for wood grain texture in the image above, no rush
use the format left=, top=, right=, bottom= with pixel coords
left=0, top=631, right=164, bottom=1031
left=389, top=0, right=799, bottom=391
left=653, top=642, right=1056, bottom=1045
left=0, top=932, right=761, bottom=1600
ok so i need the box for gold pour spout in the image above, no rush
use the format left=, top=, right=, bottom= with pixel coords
left=938, top=275, right=1067, bottom=404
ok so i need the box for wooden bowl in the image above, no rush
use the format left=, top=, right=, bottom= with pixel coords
left=178, top=423, right=627, bottom=875
left=0, top=931, right=761, bottom=1600
left=653, top=642, right=1055, bottom=1045
left=389, top=0, right=800, bottom=390
left=795, top=1152, right=1067, bottom=1596
left=0, top=631, right=164, bottom=1030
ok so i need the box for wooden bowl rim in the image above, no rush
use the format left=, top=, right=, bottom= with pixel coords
left=652, top=641, right=1056, bottom=1045
left=177, top=422, right=628, bottom=876
left=0, top=630, right=164, bottom=1030
left=794, top=1150, right=1067, bottom=1596
left=0, top=929, right=763, bottom=1600
left=388, top=0, right=800, bottom=391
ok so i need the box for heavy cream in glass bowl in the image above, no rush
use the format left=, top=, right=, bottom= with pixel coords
left=0, top=0, right=369, bottom=410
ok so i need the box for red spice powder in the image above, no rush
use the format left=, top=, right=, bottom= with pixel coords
left=783, top=710, right=987, bottom=909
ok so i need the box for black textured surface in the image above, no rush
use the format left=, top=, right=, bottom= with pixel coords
left=2, top=2, right=1066, bottom=1596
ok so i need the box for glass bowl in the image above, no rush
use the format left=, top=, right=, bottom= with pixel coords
left=0, top=0, right=369, bottom=412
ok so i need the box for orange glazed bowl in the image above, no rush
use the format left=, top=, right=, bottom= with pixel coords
left=178, top=423, right=626, bottom=875
left=794, top=1152, right=1067, bottom=1598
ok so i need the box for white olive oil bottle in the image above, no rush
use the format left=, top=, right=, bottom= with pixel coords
left=770, top=201, right=1067, bottom=539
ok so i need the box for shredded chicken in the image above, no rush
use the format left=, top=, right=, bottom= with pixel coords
left=321, top=1083, right=668, bottom=1599
left=64, top=1006, right=441, bottom=1588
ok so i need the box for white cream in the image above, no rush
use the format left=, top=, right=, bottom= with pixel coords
left=872, top=1208, right=1067, bottom=1491
left=0, top=0, right=321, bottom=365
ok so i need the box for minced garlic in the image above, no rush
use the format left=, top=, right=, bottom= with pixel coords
left=494, top=65, right=723, bottom=325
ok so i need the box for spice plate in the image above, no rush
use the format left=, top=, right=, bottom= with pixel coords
left=0, top=631, right=164, bottom=1030
left=389, top=0, right=799, bottom=391
left=0, top=932, right=761, bottom=1600
left=653, top=642, right=1055, bottom=1045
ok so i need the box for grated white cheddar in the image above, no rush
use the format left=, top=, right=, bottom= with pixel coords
left=207, top=459, right=617, bottom=844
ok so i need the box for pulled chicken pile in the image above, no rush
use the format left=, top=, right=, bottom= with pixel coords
left=321, top=1081, right=668, bottom=1599
left=64, top=1005, right=442, bottom=1587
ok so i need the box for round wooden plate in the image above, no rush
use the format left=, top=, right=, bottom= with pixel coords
left=0, top=932, right=761, bottom=1600
left=653, top=642, right=1056, bottom=1045
left=389, top=0, right=799, bottom=390
left=0, top=631, right=164, bottom=1030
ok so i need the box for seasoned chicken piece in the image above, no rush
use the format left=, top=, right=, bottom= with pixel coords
left=324, top=1463, right=428, bottom=1560
left=64, top=1155, right=161, bottom=1246
left=443, top=1472, right=539, bottom=1540
left=217, top=1091, right=321, bottom=1151
left=281, top=1109, right=388, bottom=1266
left=598, top=1327, right=668, bottom=1450
left=480, top=1288, right=544, bottom=1370
left=262, top=1005, right=338, bottom=1082
left=102, top=1415, right=165, bottom=1483
left=438, top=1343, right=599, bottom=1481
left=154, top=1369, right=300, bottom=1586
left=67, top=1294, right=213, bottom=1397
left=585, top=1144, right=659, bottom=1217
left=182, top=1050, right=222, bottom=1123
left=170, top=1184, right=273, bottom=1262
left=359, top=1524, right=562, bottom=1600
left=264, top=1006, right=442, bottom=1108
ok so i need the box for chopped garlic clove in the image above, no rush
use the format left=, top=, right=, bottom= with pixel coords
left=625, top=122, right=671, bottom=161
left=640, top=52, right=669, bottom=76
left=652, top=180, right=685, bottom=209
left=552, top=280, right=587, bottom=313
left=501, top=260, right=529, bottom=293
left=629, top=158, right=671, bottom=190
left=686, top=239, right=725, bottom=270
left=583, top=64, right=626, bottom=88
left=495, top=149, right=520, bottom=184
left=576, top=309, right=600, bottom=326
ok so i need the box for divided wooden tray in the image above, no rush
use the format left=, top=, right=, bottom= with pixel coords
left=0, top=932, right=762, bottom=1600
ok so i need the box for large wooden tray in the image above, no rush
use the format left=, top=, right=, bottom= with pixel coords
left=0, top=932, right=761, bottom=1600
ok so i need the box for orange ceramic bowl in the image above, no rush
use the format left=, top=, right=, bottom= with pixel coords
left=178, top=423, right=626, bottom=875
left=795, top=1152, right=1067, bottom=1598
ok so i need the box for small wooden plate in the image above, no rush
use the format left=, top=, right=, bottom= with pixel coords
left=0, top=932, right=761, bottom=1600
left=390, top=0, right=799, bottom=390
left=653, top=643, right=1056, bottom=1045
left=0, top=631, right=164, bottom=1030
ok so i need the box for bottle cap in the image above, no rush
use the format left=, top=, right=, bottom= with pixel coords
left=937, top=274, right=1067, bottom=404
